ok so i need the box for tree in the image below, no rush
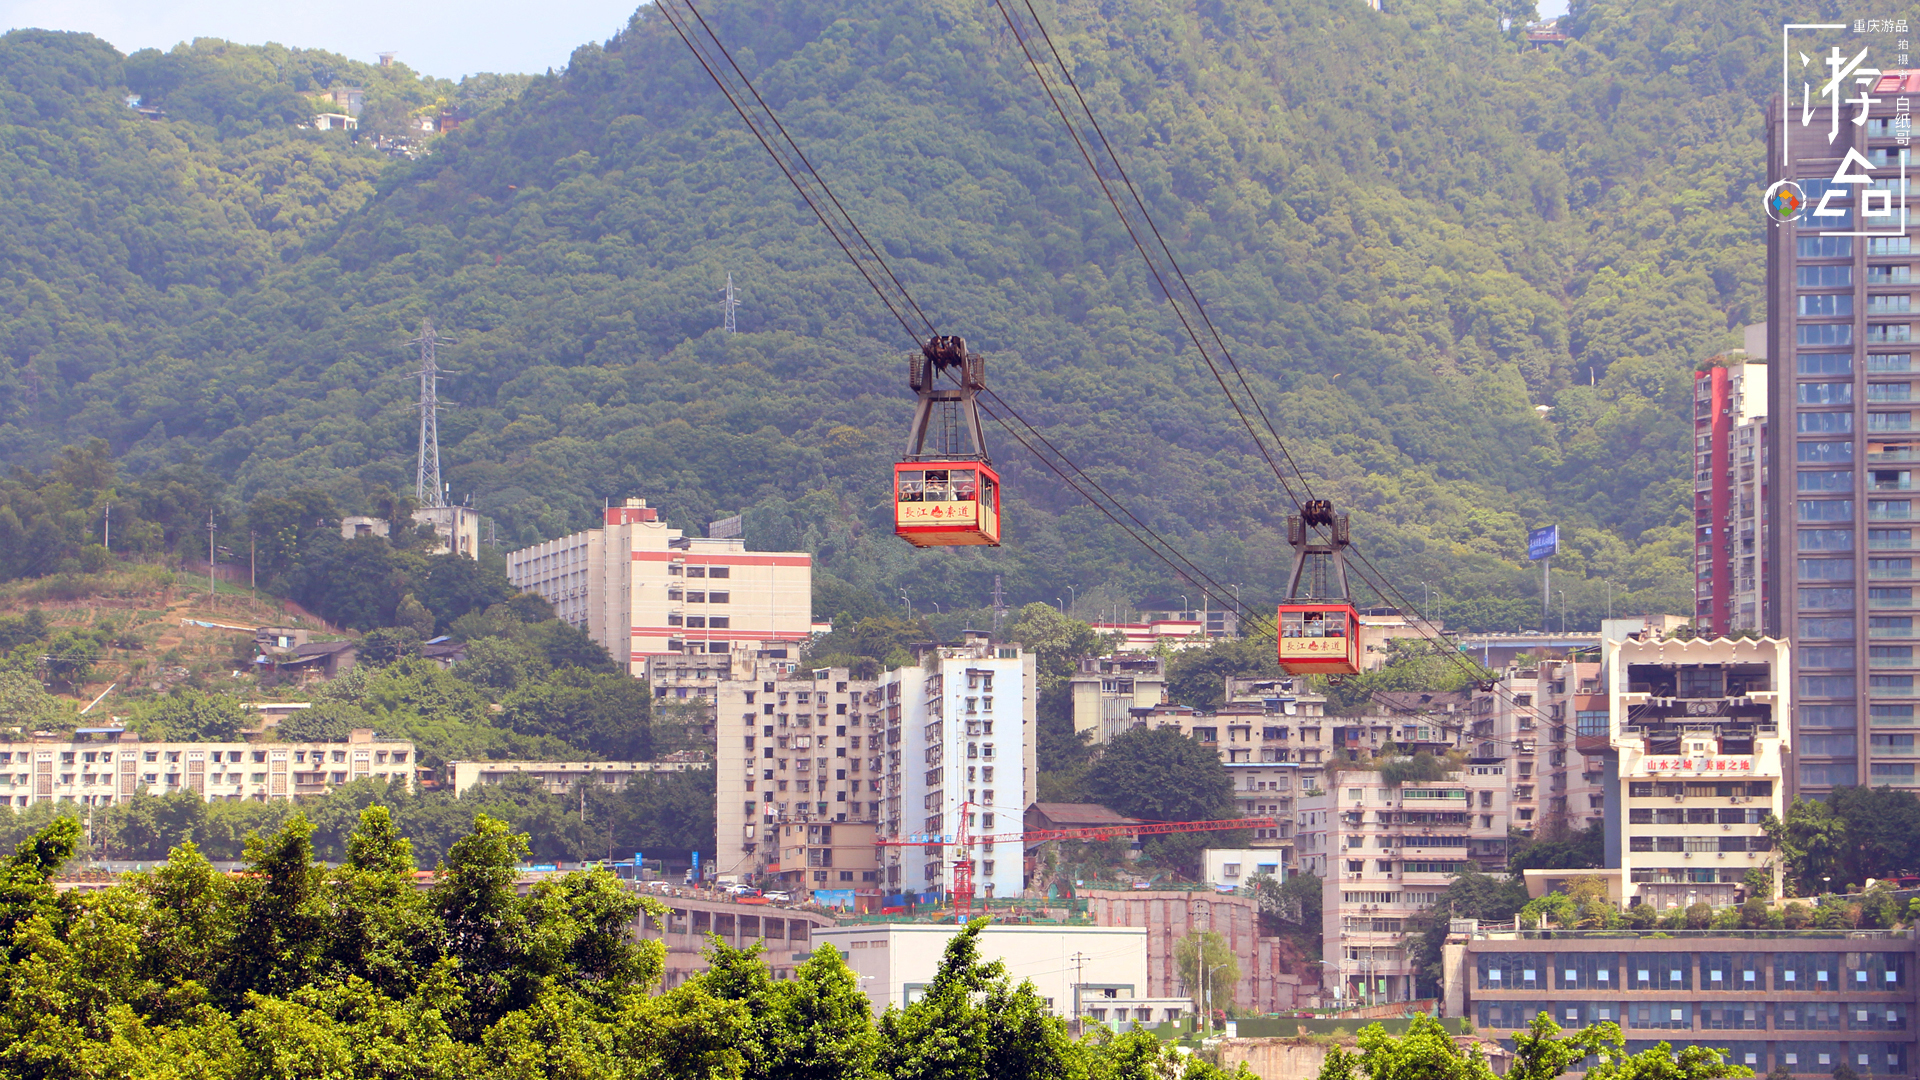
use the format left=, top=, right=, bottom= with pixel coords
left=432, top=814, right=534, bottom=1033
left=1164, top=636, right=1282, bottom=712
left=0, top=669, right=66, bottom=729
left=1084, top=726, right=1234, bottom=824
left=142, top=688, right=248, bottom=740
left=222, top=814, right=329, bottom=1003
left=1509, top=822, right=1605, bottom=872
left=1317, top=1013, right=1499, bottom=1080
left=1173, top=930, right=1238, bottom=1019
left=396, top=593, right=436, bottom=638
left=359, top=626, right=424, bottom=666
left=326, top=806, right=434, bottom=996
left=876, top=917, right=1082, bottom=1080
left=1766, top=798, right=1849, bottom=895
left=1082, top=725, right=1239, bottom=874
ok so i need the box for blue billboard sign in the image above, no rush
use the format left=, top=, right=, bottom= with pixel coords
left=1527, top=525, right=1559, bottom=562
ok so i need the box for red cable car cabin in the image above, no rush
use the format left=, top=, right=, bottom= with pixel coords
left=1277, top=602, right=1361, bottom=675
left=894, top=462, right=1001, bottom=547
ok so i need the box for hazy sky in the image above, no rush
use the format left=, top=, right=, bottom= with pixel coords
left=0, top=0, right=643, bottom=79
left=3, top=0, right=1573, bottom=82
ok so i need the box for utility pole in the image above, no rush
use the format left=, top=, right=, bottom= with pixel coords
left=408, top=318, right=458, bottom=509
left=250, top=531, right=257, bottom=593
left=207, top=509, right=216, bottom=602
left=102, top=503, right=109, bottom=553
left=991, top=575, right=1006, bottom=635
left=722, top=272, right=741, bottom=334
left=1071, top=951, right=1086, bottom=1032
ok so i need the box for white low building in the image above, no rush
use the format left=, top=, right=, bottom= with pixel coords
left=1200, top=848, right=1284, bottom=891
left=447, top=757, right=710, bottom=796
left=817, top=923, right=1149, bottom=1019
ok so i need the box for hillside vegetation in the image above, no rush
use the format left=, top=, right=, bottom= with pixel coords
left=0, top=0, right=1817, bottom=626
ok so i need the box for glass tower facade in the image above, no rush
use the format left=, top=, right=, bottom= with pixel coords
left=1767, top=75, right=1920, bottom=799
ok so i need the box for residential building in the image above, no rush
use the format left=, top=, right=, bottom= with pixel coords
left=1069, top=655, right=1167, bottom=742
left=333, top=506, right=482, bottom=558
left=1767, top=70, right=1920, bottom=799
left=1200, top=847, right=1283, bottom=890
left=0, top=728, right=415, bottom=806
left=412, top=504, right=481, bottom=558
left=1603, top=634, right=1789, bottom=909
left=1693, top=350, right=1771, bottom=636
left=447, top=757, right=710, bottom=796
left=1469, top=665, right=1543, bottom=832
left=1535, top=657, right=1608, bottom=836
left=820, top=923, right=1151, bottom=1019
left=1445, top=926, right=1918, bottom=1078
left=1298, top=761, right=1510, bottom=1005
left=1085, top=617, right=1210, bottom=652
left=1354, top=608, right=1447, bottom=671
left=874, top=636, right=1037, bottom=898
left=714, top=665, right=883, bottom=893
left=506, top=498, right=812, bottom=676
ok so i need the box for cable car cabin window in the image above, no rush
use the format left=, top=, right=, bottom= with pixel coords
left=895, top=463, right=1002, bottom=547
left=1277, top=605, right=1360, bottom=675
left=1281, top=611, right=1349, bottom=639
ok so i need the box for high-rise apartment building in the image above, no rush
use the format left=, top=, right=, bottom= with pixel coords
left=506, top=498, right=812, bottom=676
left=1768, top=74, right=1920, bottom=798
left=713, top=638, right=1037, bottom=901
left=1693, top=354, right=1771, bottom=636
left=714, top=665, right=884, bottom=891
left=1298, top=762, right=1511, bottom=1005
left=875, top=637, right=1036, bottom=898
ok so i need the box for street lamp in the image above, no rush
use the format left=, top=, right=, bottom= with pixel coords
left=931, top=601, right=942, bottom=616
left=1180, top=595, right=1189, bottom=619
left=1067, top=585, right=1077, bottom=616
left=1314, top=959, right=1347, bottom=1007
left=1557, top=589, right=1566, bottom=633
left=899, top=589, right=912, bottom=621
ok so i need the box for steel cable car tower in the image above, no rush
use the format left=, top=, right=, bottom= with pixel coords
left=894, top=336, right=1001, bottom=546
left=1277, top=500, right=1361, bottom=676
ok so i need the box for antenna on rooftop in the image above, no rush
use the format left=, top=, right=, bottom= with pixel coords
left=723, top=273, right=741, bottom=334
left=407, top=317, right=458, bottom=508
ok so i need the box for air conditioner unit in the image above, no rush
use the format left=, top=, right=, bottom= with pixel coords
left=1673, top=795, right=1686, bottom=802
left=1684, top=851, right=1693, bottom=858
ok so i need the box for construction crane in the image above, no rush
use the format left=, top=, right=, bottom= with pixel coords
left=876, top=805, right=1277, bottom=922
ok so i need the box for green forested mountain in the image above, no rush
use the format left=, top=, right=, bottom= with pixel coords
left=0, top=0, right=1836, bottom=626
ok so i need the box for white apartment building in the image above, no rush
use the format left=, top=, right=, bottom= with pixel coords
left=877, top=636, right=1037, bottom=898
left=0, top=728, right=416, bottom=805
left=1299, top=762, right=1510, bottom=1005
left=1606, top=634, right=1789, bottom=909
left=714, top=665, right=885, bottom=891
left=1201, top=847, right=1284, bottom=890
left=506, top=498, right=812, bottom=675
